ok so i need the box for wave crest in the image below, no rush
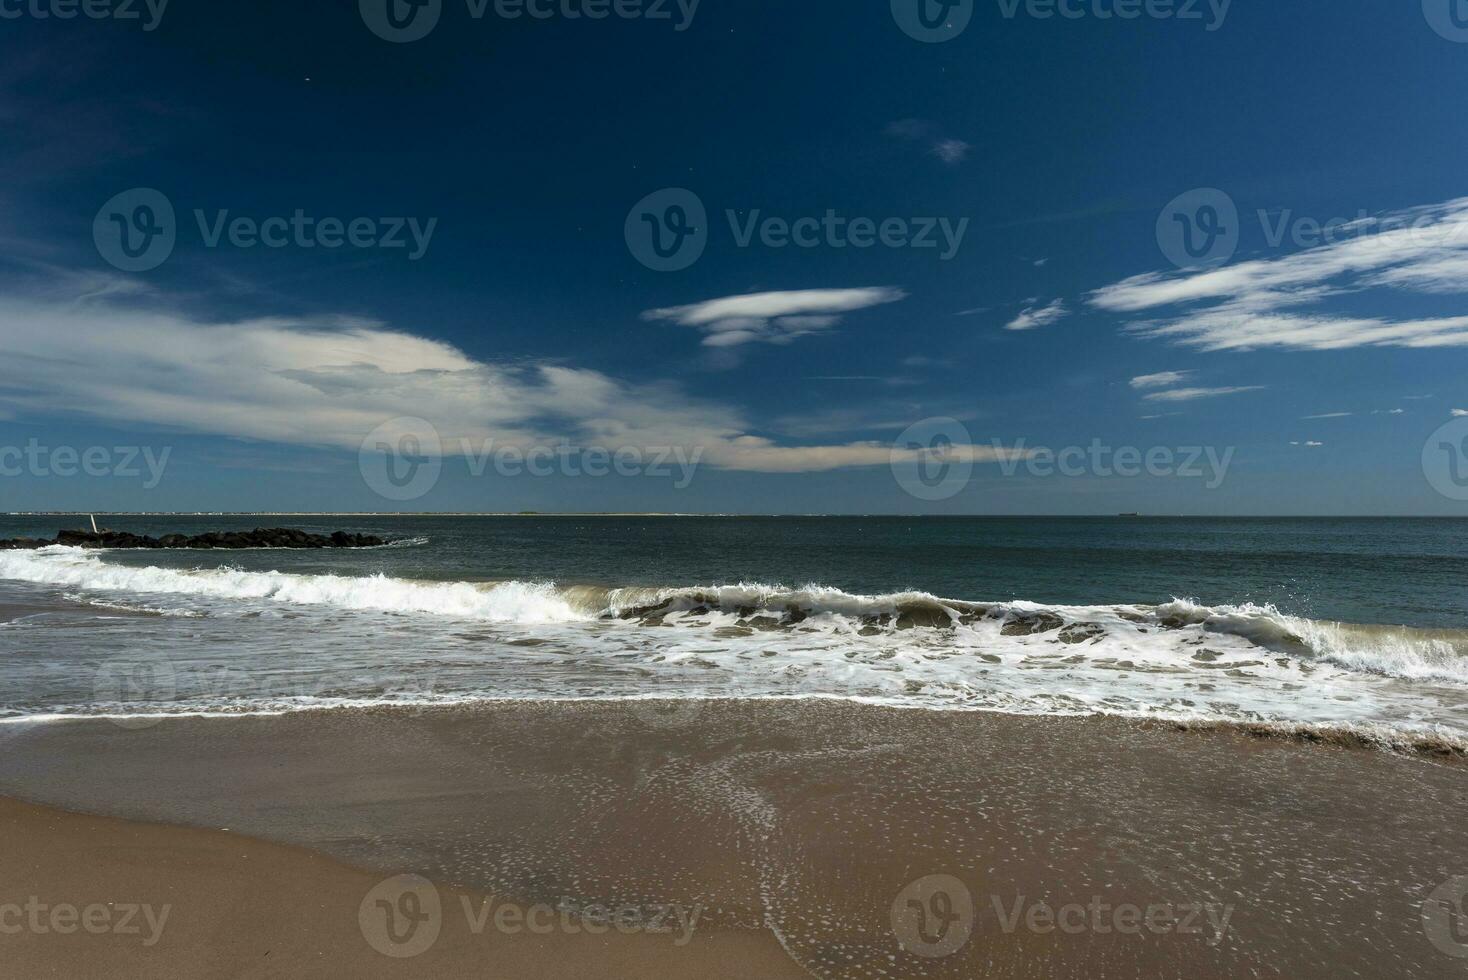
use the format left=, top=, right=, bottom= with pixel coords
left=2, top=548, right=1466, bottom=686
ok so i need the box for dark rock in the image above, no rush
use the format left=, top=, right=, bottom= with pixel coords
left=0, top=527, right=388, bottom=550
left=895, top=606, right=955, bottom=630
left=1001, top=612, right=1065, bottom=636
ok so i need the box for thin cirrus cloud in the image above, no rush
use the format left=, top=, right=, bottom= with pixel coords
left=1142, top=386, right=1264, bottom=403
left=642, top=287, right=906, bottom=348
left=1089, top=196, right=1468, bottom=351
left=0, top=273, right=990, bottom=475
left=1005, top=299, right=1068, bottom=331
left=885, top=119, right=970, bottom=166
left=1301, top=412, right=1352, bottom=419
left=931, top=139, right=971, bottom=165
left=1129, top=370, right=1194, bottom=390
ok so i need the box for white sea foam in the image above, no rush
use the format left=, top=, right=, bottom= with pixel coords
left=1, top=547, right=1465, bottom=739
left=0, top=547, right=584, bottom=623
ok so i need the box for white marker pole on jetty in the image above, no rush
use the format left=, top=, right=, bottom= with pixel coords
left=89, top=514, right=99, bottom=533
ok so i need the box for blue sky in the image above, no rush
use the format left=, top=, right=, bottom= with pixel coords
left=2, top=0, right=1468, bottom=514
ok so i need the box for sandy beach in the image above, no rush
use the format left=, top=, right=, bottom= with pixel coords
left=2, top=700, right=1465, bottom=978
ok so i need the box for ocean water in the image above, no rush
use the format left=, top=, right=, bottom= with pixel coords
left=1, top=515, right=1466, bottom=744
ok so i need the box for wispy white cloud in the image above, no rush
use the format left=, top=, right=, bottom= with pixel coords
left=886, top=119, right=971, bottom=167
left=1130, top=370, right=1193, bottom=390
left=643, top=287, right=906, bottom=348
left=931, top=139, right=970, bottom=165
left=0, top=274, right=995, bottom=475
left=1453, top=409, right=1468, bottom=417
left=1291, top=441, right=1325, bottom=447
left=1301, top=412, right=1352, bottom=419
left=1089, top=196, right=1468, bottom=351
left=1142, top=386, right=1264, bottom=403
left=1005, top=299, right=1068, bottom=332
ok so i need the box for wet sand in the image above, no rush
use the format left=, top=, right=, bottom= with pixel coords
left=0, top=700, right=1465, bottom=978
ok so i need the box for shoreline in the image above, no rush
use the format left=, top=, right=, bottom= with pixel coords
left=2, top=700, right=1464, bottom=977
left=3, top=698, right=1465, bottom=759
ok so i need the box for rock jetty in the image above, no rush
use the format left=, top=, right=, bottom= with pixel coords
left=0, top=528, right=386, bottom=550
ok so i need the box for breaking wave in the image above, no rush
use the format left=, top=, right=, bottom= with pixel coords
left=2, top=547, right=1466, bottom=744
left=2, top=548, right=1465, bottom=685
